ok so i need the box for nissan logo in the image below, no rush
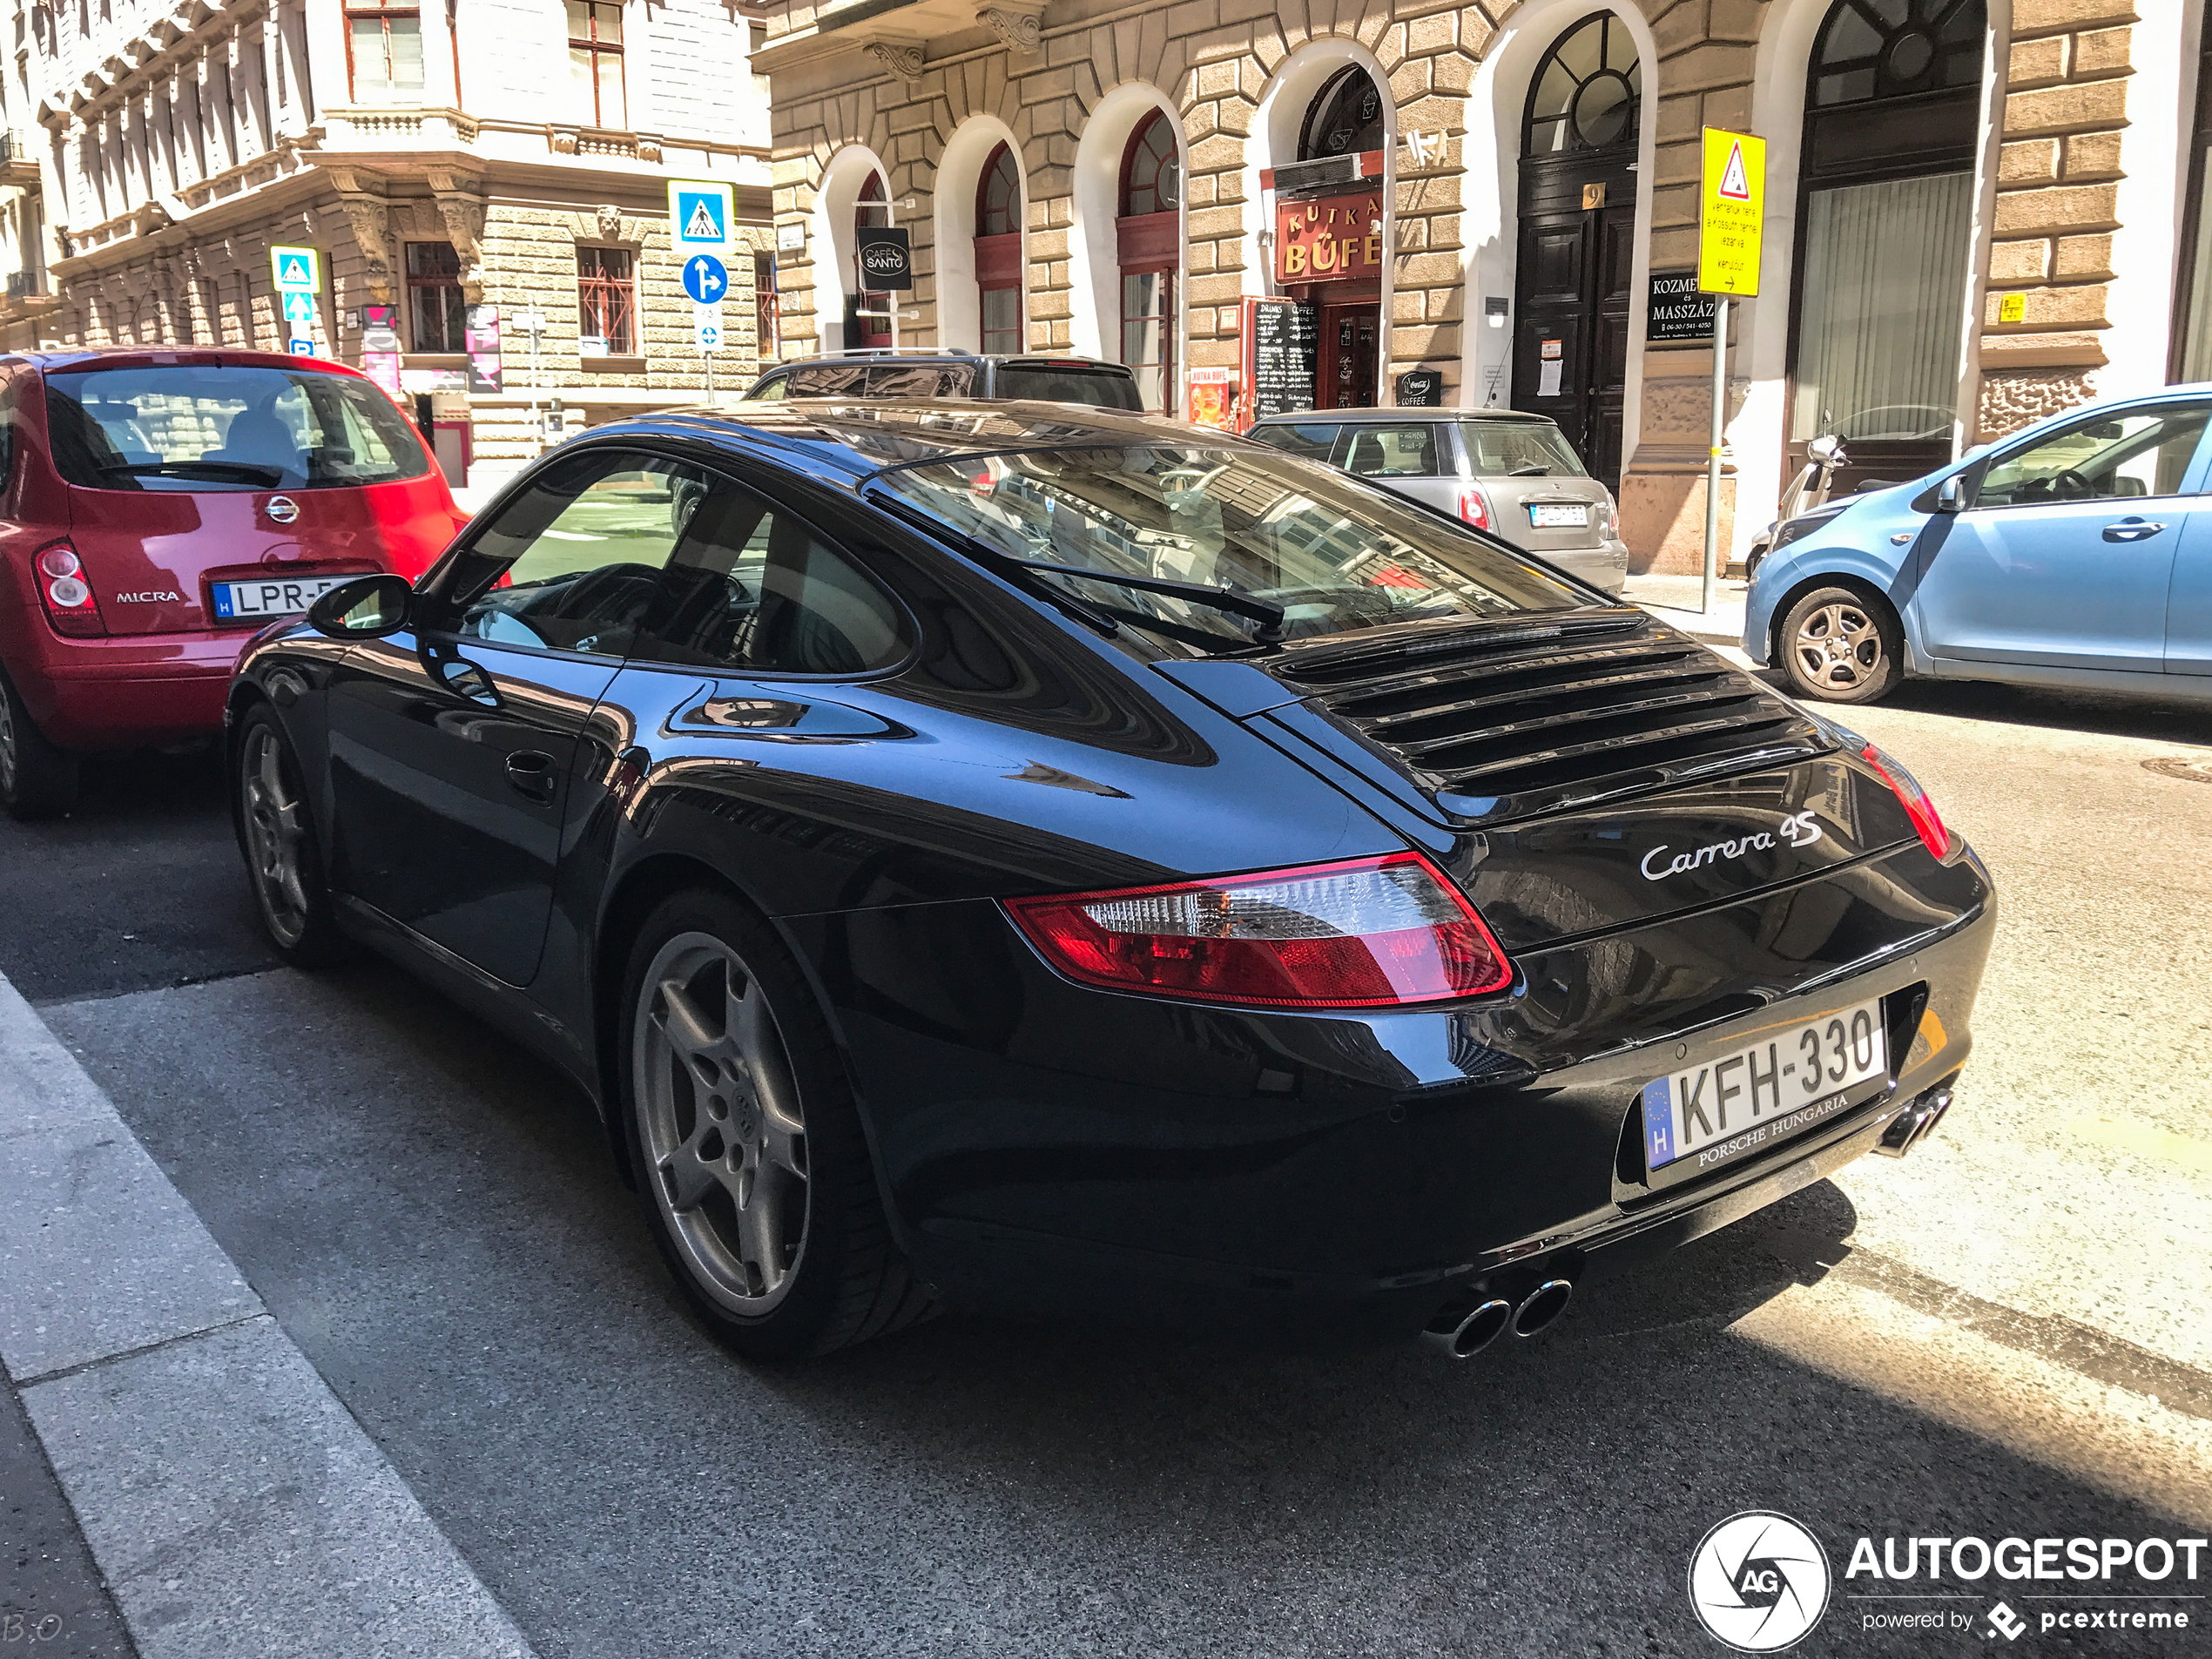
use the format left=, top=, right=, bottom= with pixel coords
left=265, top=496, right=300, bottom=524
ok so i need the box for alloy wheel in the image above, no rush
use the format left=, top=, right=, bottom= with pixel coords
left=241, top=725, right=311, bottom=948
left=633, top=934, right=810, bottom=1314
left=1791, top=600, right=1886, bottom=692
left=0, top=685, right=17, bottom=797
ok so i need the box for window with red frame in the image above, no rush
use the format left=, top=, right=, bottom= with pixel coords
left=975, top=143, right=1022, bottom=355
left=1117, top=111, right=1181, bottom=411
left=347, top=1, right=425, bottom=104
left=756, top=254, right=780, bottom=359
left=852, top=172, right=893, bottom=349
left=567, top=0, right=626, bottom=129
left=576, top=246, right=636, bottom=354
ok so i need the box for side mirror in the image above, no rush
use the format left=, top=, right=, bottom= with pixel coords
left=307, top=573, right=415, bottom=638
left=1935, top=475, right=1967, bottom=514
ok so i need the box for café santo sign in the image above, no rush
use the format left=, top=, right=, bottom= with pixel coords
left=1274, top=192, right=1386, bottom=283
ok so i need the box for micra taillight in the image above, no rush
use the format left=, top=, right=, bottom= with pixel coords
left=1458, top=487, right=1491, bottom=531
left=1860, top=741, right=1952, bottom=861
left=32, top=539, right=105, bottom=637
left=1005, top=853, right=1514, bottom=1009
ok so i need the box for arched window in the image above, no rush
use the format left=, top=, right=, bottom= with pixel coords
left=1522, top=13, right=1641, bottom=157
left=974, top=142, right=1023, bottom=354
left=851, top=171, right=892, bottom=350
left=1116, top=111, right=1180, bottom=411
left=1298, top=66, right=1386, bottom=161
left=1791, top=0, right=1986, bottom=480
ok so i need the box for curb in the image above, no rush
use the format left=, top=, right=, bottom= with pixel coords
left=1635, top=606, right=1748, bottom=651
left=0, top=968, right=540, bottom=1659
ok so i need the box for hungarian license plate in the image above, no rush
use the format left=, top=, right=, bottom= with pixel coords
left=211, top=573, right=377, bottom=621
left=1642, top=997, right=1887, bottom=1178
left=1527, top=502, right=1589, bottom=529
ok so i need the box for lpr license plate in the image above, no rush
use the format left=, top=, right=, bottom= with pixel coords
left=1527, top=502, right=1590, bottom=529
left=211, top=573, right=376, bottom=620
left=1642, top=998, right=1887, bottom=1178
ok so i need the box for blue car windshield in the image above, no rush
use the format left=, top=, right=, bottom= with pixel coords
left=872, top=442, right=1589, bottom=646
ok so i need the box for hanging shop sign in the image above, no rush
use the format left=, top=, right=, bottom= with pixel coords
left=1395, top=368, right=1444, bottom=407
left=1244, top=296, right=1318, bottom=419
left=856, top=227, right=914, bottom=290
left=1273, top=192, right=1385, bottom=285
left=464, top=305, right=502, bottom=395
left=359, top=304, right=402, bottom=399
left=1646, top=270, right=1717, bottom=343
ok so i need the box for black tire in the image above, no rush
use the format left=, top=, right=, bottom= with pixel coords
left=618, top=887, right=933, bottom=1359
left=0, top=660, right=80, bottom=821
left=233, top=705, right=351, bottom=967
left=1776, top=583, right=1904, bottom=705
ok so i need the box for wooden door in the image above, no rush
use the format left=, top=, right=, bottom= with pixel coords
left=1513, top=150, right=1636, bottom=488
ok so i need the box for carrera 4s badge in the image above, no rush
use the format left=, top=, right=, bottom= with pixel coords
left=1642, top=810, right=1822, bottom=881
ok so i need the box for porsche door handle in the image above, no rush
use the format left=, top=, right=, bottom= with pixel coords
left=505, top=751, right=558, bottom=803
left=2102, top=519, right=2167, bottom=542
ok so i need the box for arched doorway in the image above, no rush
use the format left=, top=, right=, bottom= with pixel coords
left=1513, top=12, right=1640, bottom=487
left=1117, top=110, right=1181, bottom=411
left=1292, top=65, right=1387, bottom=408
left=849, top=171, right=893, bottom=350
left=1788, top=0, right=1986, bottom=489
left=975, top=143, right=1024, bottom=355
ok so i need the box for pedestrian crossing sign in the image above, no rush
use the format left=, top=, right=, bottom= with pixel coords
left=667, top=179, right=733, bottom=251
left=270, top=245, right=321, bottom=293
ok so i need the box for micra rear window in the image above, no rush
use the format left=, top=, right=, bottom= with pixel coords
left=44, top=363, right=430, bottom=492
left=993, top=367, right=1143, bottom=410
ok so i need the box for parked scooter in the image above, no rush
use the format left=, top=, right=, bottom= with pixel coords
left=1745, top=433, right=1846, bottom=580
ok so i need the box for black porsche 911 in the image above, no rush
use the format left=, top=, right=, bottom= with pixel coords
left=228, top=401, right=1993, bottom=1360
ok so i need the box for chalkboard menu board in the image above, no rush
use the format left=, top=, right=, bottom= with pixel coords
left=1251, top=299, right=1318, bottom=417
left=1647, top=269, right=1717, bottom=343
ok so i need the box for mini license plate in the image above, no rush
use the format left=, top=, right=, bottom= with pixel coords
left=1642, top=997, right=1887, bottom=1178
left=211, top=573, right=377, bottom=621
left=1527, top=502, right=1590, bottom=529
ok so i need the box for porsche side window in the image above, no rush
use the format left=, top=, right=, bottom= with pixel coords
left=627, top=482, right=906, bottom=677
left=1978, top=404, right=2212, bottom=508
left=455, top=448, right=711, bottom=657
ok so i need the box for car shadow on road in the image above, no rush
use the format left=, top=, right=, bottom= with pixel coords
left=51, top=955, right=2205, bottom=1657
left=1748, top=666, right=2212, bottom=747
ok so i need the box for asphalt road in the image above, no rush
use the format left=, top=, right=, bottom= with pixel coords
left=5, top=676, right=2210, bottom=1656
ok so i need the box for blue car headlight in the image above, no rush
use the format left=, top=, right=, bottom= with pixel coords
left=1771, top=505, right=1846, bottom=552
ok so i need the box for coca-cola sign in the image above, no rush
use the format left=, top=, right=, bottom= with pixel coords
left=856, top=227, right=913, bottom=290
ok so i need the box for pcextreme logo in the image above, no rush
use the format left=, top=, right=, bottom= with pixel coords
left=1688, top=1511, right=1832, bottom=1652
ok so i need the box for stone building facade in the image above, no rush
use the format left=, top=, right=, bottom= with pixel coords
left=755, top=0, right=2206, bottom=570
left=3, top=0, right=775, bottom=490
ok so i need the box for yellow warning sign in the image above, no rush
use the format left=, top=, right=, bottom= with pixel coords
left=1697, top=127, right=1765, bottom=297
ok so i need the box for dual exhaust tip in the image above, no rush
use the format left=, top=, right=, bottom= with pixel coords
left=1875, top=1076, right=1957, bottom=1158
left=1420, top=1278, right=1575, bottom=1360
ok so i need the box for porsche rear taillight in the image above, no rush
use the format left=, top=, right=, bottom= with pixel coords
left=32, top=540, right=105, bottom=637
left=1005, top=853, right=1514, bottom=1008
left=1458, top=487, right=1491, bottom=530
left=1860, top=741, right=1951, bottom=861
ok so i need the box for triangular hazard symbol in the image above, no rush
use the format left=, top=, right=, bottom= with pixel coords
left=1717, top=142, right=1751, bottom=201
left=280, top=256, right=309, bottom=284
left=685, top=199, right=720, bottom=240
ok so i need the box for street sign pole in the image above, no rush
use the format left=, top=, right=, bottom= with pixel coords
left=1704, top=294, right=1728, bottom=620
left=1695, top=127, right=1766, bottom=617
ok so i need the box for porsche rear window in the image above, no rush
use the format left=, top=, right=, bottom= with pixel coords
left=44, top=363, right=430, bottom=492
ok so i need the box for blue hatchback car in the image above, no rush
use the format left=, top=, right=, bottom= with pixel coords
left=1743, top=386, right=2212, bottom=705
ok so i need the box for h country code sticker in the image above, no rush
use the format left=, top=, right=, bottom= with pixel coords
left=1642, top=997, right=1886, bottom=1176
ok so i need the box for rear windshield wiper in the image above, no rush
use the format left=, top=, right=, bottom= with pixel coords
left=98, top=460, right=287, bottom=486
left=866, top=491, right=1286, bottom=647
left=1508, top=462, right=1550, bottom=476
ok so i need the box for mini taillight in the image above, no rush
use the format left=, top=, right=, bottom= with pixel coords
left=1458, top=487, right=1490, bottom=530
left=1860, top=741, right=1951, bottom=861
left=1004, top=852, right=1514, bottom=1008
left=32, top=539, right=105, bottom=637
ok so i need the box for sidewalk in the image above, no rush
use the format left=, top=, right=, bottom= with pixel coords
left=1622, top=570, right=1750, bottom=651
left=0, top=968, right=537, bottom=1659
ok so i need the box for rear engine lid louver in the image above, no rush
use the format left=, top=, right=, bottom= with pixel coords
left=1267, top=609, right=1826, bottom=825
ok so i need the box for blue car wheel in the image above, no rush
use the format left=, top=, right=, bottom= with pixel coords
left=1777, top=583, right=1904, bottom=704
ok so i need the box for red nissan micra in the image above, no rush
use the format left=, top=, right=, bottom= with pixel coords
left=0, top=348, right=469, bottom=818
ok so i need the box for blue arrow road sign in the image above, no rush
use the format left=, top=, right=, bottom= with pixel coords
left=282, top=292, right=315, bottom=323
left=681, top=254, right=728, bottom=305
